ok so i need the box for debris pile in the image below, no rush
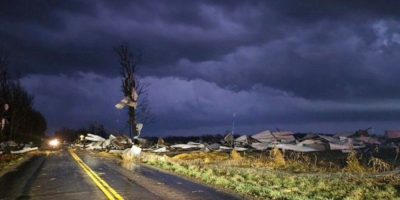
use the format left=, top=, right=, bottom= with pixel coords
left=140, top=128, right=399, bottom=154
left=76, top=133, right=142, bottom=158
left=76, top=128, right=400, bottom=159
left=0, top=141, right=38, bottom=154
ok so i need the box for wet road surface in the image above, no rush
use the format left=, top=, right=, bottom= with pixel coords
left=0, top=149, right=242, bottom=200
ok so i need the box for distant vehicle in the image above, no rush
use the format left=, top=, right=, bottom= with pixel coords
left=42, top=137, right=62, bottom=150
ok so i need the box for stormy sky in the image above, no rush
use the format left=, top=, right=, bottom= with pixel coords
left=2, top=1, right=400, bottom=136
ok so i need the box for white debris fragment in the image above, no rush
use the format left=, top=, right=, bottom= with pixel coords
left=171, top=142, right=205, bottom=149
left=123, top=96, right=137, bottom=108
left=329, top=143, right=365, bottom=151
left=153, top=147, right=168, bottom=153
left=121, top=97, right=130, bottom=104
left=101, top=134, right=116, bottom=149
left=115, top=96, right=138, bottom=110
left=122, top=145, right=142, bottom=161
left=233, top=147, right=248, bottom=152
left=274, top=144, right=322, bottom=152
left=11, top=147, right=38, bottom=154
left=136, top=123, right=143, bottom=135
left=108, top=149, right=124, bottom=154
left=86, top=141, right=104, bottom=150
left=115, top=103, right=125, bottom=109
left=218, top=146, right=233, bottom=152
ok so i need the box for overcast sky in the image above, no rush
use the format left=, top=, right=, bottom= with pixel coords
left=2, top=1, right=400, bottom=136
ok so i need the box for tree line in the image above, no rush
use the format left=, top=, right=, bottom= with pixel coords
left=0, top=51, right=47, bottom=144
left=54, top=123, right=108, bottom=143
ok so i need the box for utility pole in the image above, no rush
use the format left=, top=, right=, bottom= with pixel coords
left=232, top=112, right=236, bottom=135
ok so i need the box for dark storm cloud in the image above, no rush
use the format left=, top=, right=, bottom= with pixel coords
left=5, top=1, right=400, bottom=135
left=3, top=0, right=400, bottom=100
left=21, top=73, right=127, bottom=132
left=1, top=0, right=272, bottom=74
left=21, top=74, right=400, bottom=135
left=165, top=19, right=400, bottom=101
left=0, top=0, right=95, bottom=29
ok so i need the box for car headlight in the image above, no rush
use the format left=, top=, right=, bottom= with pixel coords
left=48, top=139, right=60, bottom=147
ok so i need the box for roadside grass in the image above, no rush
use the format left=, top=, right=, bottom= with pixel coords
left=140, top=149, right=400, bottom=200
left=0, top=152, right=39, bottom=177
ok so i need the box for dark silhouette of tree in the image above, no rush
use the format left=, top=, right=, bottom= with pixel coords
left=0, top=50, right=47, bottom=144
left=54, top=123, right=109, bottom=143
left=87, top=122, right=108, bottom=139
left=54, top=128, right=81, bottom=143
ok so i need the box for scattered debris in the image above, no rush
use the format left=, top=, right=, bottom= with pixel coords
left=206, top=143, right=220, bottom=151
left=156, top=137, right=165, bottom=148
left=223, top=133, right=234, bottom=147
left=111, top=136, right=133, bottom=150
left=115, top=88, right=139, bottom=110
left=11, top=147, right=38, bottom=154
left=73, top=128, right=400, bottom=160
left=252, top=130, right=296, bottom=143
left=234, top=135, right=259, bottom=146
left=86, top=141, right=104, bottom=150
left=73, top=133, right=140, bottom=156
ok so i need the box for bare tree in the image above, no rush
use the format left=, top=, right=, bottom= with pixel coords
left=115, top=44, right=153, bottom=138
left=0, top=50, right=10, bottom=137
left=0, top=49, right=46, bottom=143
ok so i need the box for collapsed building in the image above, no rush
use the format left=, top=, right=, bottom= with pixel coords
left=146, top=128, right=395, bottom=154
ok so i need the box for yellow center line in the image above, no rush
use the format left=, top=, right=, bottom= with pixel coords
left=69, top=149, right=124, bottom=200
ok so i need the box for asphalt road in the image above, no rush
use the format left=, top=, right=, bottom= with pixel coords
left=0, top=149, right=242, bottom=200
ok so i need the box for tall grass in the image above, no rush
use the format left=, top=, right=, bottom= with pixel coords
left=345, top=151, right=366, bottom=173
left=270, top=147, right=284, bottom=166
left=139, top=151, right=400, bottom=200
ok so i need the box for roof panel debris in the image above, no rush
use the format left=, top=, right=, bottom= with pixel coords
left=68, top=128, right=400, bottom=158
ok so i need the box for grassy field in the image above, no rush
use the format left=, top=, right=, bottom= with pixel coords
left=139, top=149, right=400, bottom=200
